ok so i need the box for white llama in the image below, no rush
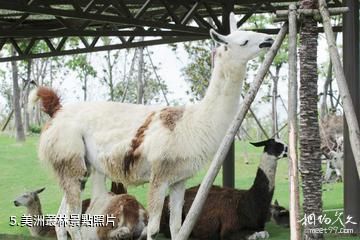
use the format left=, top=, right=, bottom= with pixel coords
left=29, top=13, right=274, bottom=240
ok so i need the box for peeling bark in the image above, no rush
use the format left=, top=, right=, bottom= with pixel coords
left=299, top=1, right=323, bottom=239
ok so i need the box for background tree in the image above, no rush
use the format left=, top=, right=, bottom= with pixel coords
left=101, top=37, right=122, bottom=101
left=269, top=38, right=288, bottom=137
left=11, top=48, right=25, bottom=142
left=66, top=54, right=97, bottom=101
left=113, top=48, right=168, bottom=104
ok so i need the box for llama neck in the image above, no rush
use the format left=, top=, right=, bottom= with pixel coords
left=197, top=58, right=246, bottom=134
left=27, top=201, right=43, bottom=217
left=26, top=201, right=45, bottom=236
left=251, top=153, right=278, bottom=196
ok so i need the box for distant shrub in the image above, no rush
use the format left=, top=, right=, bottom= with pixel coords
left=29, top=125, right=42, bottom=134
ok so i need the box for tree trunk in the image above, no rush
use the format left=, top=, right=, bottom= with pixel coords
left=137, top=43, right=144, bottom=104
left=320, top=60, right=332, bottom=118
left=320, top=32, right=337, bottom=118
left=272, top=66, right=281, bottom=137
left=23, top=60, right=32, bottom=132
left=11, top=53, right=26, bottom=142
left=299, top=1, right=323, bottom=239
left=107, top=50, right=115, bottom=101
left=83, top=75, right=87, bottom=101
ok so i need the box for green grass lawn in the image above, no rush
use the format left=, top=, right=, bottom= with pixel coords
left=0, top=133, right=357, bottom=239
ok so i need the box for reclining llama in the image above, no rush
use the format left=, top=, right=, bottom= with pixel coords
left=29, top=12, right=274, bottom=240
left=81, top=171, right=148, bottom=240
left=269, top=200, right=290, bottom=228
left=160, top=139, right=288, bottom=240
left=14, top=188, right=56, bottom=238
left=14, top=185, right=147, bottom=240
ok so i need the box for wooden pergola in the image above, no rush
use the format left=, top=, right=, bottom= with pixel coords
left=0, top=0, right=358, bottom=234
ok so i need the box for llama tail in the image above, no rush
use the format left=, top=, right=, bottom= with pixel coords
left=28, top=86, right=62, bottom=118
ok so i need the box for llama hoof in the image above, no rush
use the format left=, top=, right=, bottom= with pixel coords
left=257, top=231, right=269, bottom=239
left=137, top=227, right=147, bottom=240
left=247, top=231, right=269, bottom=240
left=147, top=232, right=158, bottom=240
left=108, top=226, right=131, bottom=239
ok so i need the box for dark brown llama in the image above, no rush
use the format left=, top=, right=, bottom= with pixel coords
left=160, top=138, right=287, bottom=240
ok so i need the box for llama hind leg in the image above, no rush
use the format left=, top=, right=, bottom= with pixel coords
left=56, top=196, right=68, bottom=240
left=147, top=180, right=168, bottom=240
left=54, top=156, right=87, bottom=240
left=169, top=180, right=186, bottom=239
left=63, top=177, right=83, bottom=239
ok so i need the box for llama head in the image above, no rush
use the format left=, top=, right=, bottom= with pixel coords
left=250, top=138, right=288, bottom=159
left=13, top=187, right=45, bottom=207
left=210, top=12, right=274, bottom=64
left=269, top=200, right=290, bottom=228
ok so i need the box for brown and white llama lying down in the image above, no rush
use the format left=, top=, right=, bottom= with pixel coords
left=14, top=184, right=147, bottom=240
left=160, top=139, right=288, bottom=240
left=80, top=171, right=148, bottom=240
left=29, top=12, right=274, bottom=240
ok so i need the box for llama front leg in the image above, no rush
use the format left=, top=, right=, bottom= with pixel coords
left=169, top=180, right=186, bottom=239
left=56, top=196, right=68, bottom=240
left=147, top=180, right=168, bottom=240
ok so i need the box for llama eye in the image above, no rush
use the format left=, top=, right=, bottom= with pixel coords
left=240, top=40, right=249, bottom=46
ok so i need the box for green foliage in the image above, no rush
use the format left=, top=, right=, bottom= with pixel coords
left=66, top=54, right=97, bottom=79
left=66, top=54, right=97, bottom=100
left=29, top=125, right=41, bottom=134
left=181, top=40, right=213, bottom=102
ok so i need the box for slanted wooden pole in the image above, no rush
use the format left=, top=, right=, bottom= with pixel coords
left=288, top=4, right=301, bottom=240
left=175, top=22, right=288, bottom=240
left=319, top=0, right=360, bottom=180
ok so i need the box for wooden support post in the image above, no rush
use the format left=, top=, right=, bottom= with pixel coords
left=343, top=0, right=360, bottom=232
left=175, top=22, right=288, bottom=240
left=319, top=0, right=360, bottom=181
left=288, top=4, right=301, bottom=240
left=222, top=1, right=235, bottom=188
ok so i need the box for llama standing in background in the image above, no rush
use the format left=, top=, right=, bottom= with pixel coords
left=14, top=188, right=56, bottom=238
left=29, top=12, right=274, bottom=240
left=160, top=139, right=287, bottom=240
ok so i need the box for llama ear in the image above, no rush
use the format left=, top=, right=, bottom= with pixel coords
left=250, top=139, right=270, bottom=147
left=229, top=12, right=238, bottom=33
left=35, top=187, right=46, bottom=194
left=210, top=29, right=228, bottom=45
left=274, top=199, right=279, bottom=206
